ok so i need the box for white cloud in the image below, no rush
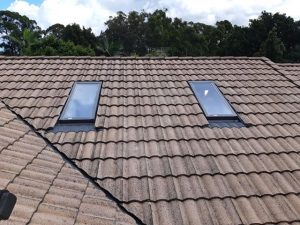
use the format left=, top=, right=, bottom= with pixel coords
left=153, top=0, right=299, bottom=26
left=8, top=0, right=39, bottom=21
left=9, top=0, right=113, bottom=34
left=7, top=0, right=300, bottom=34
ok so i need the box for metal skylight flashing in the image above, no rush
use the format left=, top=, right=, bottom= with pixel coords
left=49, top=81, right=103, bottom=132
left=189, top=81, right=244, bottom=127
left=59, top=81, right=102, bottom=122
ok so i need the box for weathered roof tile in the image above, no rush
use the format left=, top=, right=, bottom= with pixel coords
left=1, top=57, right=300, bottom=225
left=0, top=103, right=136, bottom=225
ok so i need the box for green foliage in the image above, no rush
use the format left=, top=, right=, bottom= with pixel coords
left=98, top=34, right=123, bottom=56
left=147, top=9, right=172, bottom=50
left=168, top=19, right=207, bottom=56
left=45, top=23, right=65, bottom=39
left=104, top=11, right=148, bottom=55
left=1, top=9, right=300, bottom=62
left=0, top=10, right=41, bottom=55
left=248, top=11, right=298, bottom=56
left=23, top=35, right=95, bottom=56
left=20, top=28, right=41, bottom=55
left=258, top=27, right=286, bottom=62
left=62, top=24, right=97, bottom=48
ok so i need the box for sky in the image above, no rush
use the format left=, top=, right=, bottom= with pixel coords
left=1, top=0, right=300, bottom=35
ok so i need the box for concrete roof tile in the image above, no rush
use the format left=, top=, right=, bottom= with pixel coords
left=1, top=57, right=300, bottom=224
left=0, top=103, right=137, bottom=225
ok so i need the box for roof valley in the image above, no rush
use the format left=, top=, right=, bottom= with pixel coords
left=262, top=57, right=300, bottom=88
left=0, top=100, right=145, bottom=225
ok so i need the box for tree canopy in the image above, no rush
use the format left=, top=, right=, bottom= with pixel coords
left=1, top=9, right=300, bottom=62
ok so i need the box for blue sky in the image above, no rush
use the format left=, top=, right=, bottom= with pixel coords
left=2, top=0, right=300, bottom=34
left=0, top=0, right=42, bottom=9
left=0, top=1, right=12, bottom=9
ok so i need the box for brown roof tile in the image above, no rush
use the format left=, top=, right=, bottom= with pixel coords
left=277, top=63, right=300, bottom=85
left=0, top=102, right=136, bottom=225
left=0, top=57, right=300, bottom=224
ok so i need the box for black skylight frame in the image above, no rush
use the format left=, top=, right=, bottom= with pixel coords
left=59, top=81, right=102, bottom=123
left=189, top=81, right=244, bottom=127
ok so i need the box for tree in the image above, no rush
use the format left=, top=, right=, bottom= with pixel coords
left=126, top=11, right=148, bottom=55
left=45, top=23, right=65, bottom=39
left=98, top=34, right=122, bottom=56
left=146, top=9, right=172, bottom=51
left=0, top=10, right=41, bottom=55
left=1, top=9, right=300, bottom=61
left=248, top=11, right=298, bottom=56
left=61, top=23, right=98, bottom=50
left=25, top=35, right=95, bottom=56
left=168, top=19, right=207, bottom=56
left=286, top=44, right=300, bottom=62
left=218, top=25, right=250, bottom=56
left=17, top=28, right=40, bottom=55
left=102, top=11, right=128, bottom=55
left=258, top=27, right=286, bottom=62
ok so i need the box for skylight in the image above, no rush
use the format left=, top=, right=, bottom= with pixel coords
left=189, top=81, right=243, bottom=127
left=60, top=82, right=102, bottom=122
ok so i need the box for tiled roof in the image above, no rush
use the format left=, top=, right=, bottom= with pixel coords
left=277, top=63, right=300, bottom=85
left=0, top=56, right=300, bottom=225
left=0, top=102, right=136, bottom=224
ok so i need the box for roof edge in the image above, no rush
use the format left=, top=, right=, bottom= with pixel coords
left=277, top=63, right=300, bottom=66
left=0, top=55, right=267, bottom=60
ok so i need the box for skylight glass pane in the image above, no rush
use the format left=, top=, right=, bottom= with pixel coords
left=60, top=82, right=101, bottom=121
left=190, top=81, right=237, bottom=117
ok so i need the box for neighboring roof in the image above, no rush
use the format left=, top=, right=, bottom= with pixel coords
left=277, top=63, right=300, bottom=85
left=0, top=102, right=136, bottom=225
left=0, top=56, right=300, bottom=225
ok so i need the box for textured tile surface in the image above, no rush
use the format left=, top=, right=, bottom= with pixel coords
left=277, top=63, right=300, bottom=85
left=0, top=56, right=300, bottom=225
left=0, top=102, right=136, bottom=225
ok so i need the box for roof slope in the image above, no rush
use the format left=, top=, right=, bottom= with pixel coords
left=277, top=63, right=300, bottom=85
left=0, top=102, right=136, bottom=225
left=1, top=56, right=300, bottom=225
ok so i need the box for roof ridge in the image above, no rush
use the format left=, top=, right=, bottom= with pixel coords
left=277, top=63, right=300, bottom=66
left=0, top=100, right=145, bottom=225
left=0, top=55, right=266, bottom=60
